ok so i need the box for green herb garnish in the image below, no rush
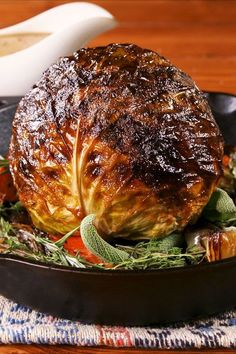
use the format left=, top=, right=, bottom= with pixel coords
left=80, top=215, right=204, bottom=270
left=80, top=214, right=129, bottom=264
left=0, top=218, right=95, bottom=269
left=202, top=187, right=236, bottom=226
left=0, top=157, right=9, bottom=174
left=114, top=234, right=203, bottom=270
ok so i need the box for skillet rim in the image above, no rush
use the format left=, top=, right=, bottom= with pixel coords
left=1, top=252, right=236, bottom=275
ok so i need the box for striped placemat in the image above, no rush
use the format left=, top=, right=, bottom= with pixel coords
left=0, top=295, right=235, bottom=348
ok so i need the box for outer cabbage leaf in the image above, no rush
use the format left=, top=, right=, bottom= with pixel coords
left=9, top=44, right=224, bottom=240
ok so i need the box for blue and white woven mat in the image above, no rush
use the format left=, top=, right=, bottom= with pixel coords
left=0, top=295, right=236, bottom=348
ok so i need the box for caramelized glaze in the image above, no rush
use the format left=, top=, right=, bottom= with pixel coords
left=9, top=44, right=224, bottom=239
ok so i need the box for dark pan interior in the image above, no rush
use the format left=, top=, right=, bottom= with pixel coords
left=204, top=92, right=236, bottom=145
left=0, top=92, right=236, bottom=326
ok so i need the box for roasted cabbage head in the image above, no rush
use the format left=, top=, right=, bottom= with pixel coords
left=9, top=44, right=224, bottom=240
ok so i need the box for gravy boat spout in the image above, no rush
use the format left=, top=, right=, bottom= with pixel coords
left=0, top=2, right=117, bottom=96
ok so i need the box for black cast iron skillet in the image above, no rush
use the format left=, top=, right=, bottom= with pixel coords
left=0, top=92, right=236, bottom=326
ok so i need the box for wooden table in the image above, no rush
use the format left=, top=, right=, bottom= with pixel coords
left=0, top=0, right=236, bottom=353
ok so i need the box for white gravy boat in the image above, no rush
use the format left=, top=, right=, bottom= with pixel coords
left=0, top=2, right=116, bottom=96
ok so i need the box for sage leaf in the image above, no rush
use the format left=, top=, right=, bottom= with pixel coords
left=202, top=188, right=236, bottom=224
left=80, top=214, right=129, bottom=264
left=154, top=232, right=184, bottom=253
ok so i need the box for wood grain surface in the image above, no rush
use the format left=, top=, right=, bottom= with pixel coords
left=0, top=0, right=236, bottom=94
left=0, top=0, right=236, bottom=353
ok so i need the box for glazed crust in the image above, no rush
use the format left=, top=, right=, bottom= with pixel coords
left=9, top=44, right=224, bottom=239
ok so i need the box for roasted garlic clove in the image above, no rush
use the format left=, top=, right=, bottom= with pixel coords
left=185, top=226, right=236, bottom=262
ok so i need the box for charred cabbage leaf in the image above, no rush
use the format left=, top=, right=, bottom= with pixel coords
left=9, top=44, right=223, bottom=240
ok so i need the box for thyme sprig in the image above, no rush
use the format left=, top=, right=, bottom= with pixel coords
left=0, top=201, right=23, bottom=214
left=113, top=244, right=204, bottom=270
left=0, top=157, right=9, bottom=175
left=0, top=218, right=99, bottom=269
left=80, top=215, right=205, bottom=270
left=0, top=210, right=205, bottom=271
left=0, top=158, right=9, bottom=168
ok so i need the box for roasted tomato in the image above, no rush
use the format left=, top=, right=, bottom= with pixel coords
left=0, top=166, right=18, bottom=203
left=219, top=146, right=236, bottom=199
left=49, top=233, right=101, bottom=264
left=64, top=235, right=102, bottom=264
